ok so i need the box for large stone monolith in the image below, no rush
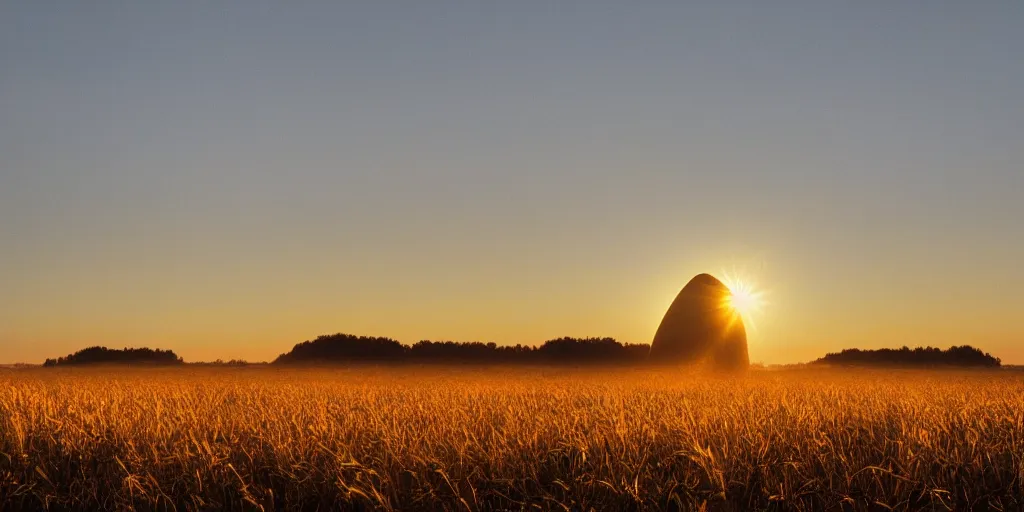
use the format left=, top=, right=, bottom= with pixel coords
left=649, top=273, right=749, bottom=370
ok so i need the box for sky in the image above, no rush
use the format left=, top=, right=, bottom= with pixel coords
left=2, top=2, right=1022, bottom=364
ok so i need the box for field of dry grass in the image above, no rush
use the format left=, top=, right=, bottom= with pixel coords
left=1, top=366, right=1022, bottom=511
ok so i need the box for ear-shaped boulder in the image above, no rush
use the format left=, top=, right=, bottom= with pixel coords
left=649, top=273, right=749, bottom=370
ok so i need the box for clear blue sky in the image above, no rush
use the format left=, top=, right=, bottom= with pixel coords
left=2, top=2, right=1022, bottom=364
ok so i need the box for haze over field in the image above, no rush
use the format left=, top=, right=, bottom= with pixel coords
left=2, top=3, right=1023, bottom=364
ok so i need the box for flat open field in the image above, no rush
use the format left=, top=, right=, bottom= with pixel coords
left=1, top=367, right=1022, bottom=511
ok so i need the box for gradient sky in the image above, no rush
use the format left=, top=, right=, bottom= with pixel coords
left=2, top=2, right=1022, bottom=364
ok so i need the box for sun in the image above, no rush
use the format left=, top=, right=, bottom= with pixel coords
left=726, top=281, right=760, bottom=318
left=719, top=274, right=766, bottom=330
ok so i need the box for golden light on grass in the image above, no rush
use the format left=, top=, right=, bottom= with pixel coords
left=0, top=367, right=1020, bottom=509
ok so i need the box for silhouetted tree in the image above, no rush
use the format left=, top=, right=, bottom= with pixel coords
left=812, top=345, right=1000, bottom=367
left=273, top=334, right=408, bottom=364
left=199, top=359, right=254, bottom=366
left=273, top=333, right=652, bottom=365
left=537, top=337, right=632, bottom=364
left=409, top=340, right=507, bottom=363
left=43, top=346, right=183, bottom=366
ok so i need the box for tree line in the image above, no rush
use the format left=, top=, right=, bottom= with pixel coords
left=43, top=346, right=183, bottom=367
left=39, top=337, right=1004, bottom=368
left=272, top=334, right=651, bottom=365
left=812, top=345, right=1001, bottom=367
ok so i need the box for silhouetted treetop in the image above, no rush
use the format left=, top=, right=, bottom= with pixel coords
left=812, top=345, right=1000, bottom=368
left=273, top=333, right=650, bottom=365
left=273, top=334, right=407, bottom=364
left=43, top=346, right=183, bottom=367
left=537, top=337, right=637, bottom=363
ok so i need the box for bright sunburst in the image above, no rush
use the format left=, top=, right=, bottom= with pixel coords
left=719, top=273, right=766, bottom=331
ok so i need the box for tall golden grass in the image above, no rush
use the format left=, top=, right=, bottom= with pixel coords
left=1, top=367, right=1022, bottom=510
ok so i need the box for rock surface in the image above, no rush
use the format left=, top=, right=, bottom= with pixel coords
left=649, top=273, right=749, bottom=370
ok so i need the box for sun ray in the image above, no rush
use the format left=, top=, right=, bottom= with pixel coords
left=718, top=272, right=767, bottom=333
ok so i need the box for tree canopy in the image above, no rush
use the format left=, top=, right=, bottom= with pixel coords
left=272, top=333, right=650, bottom=365
left=43, top=346, right=183, bottom=367
left=812, top=345, right=1000, bottom=367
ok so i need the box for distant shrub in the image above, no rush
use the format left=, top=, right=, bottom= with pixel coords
left=197, top=359, right=258, bottom=367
